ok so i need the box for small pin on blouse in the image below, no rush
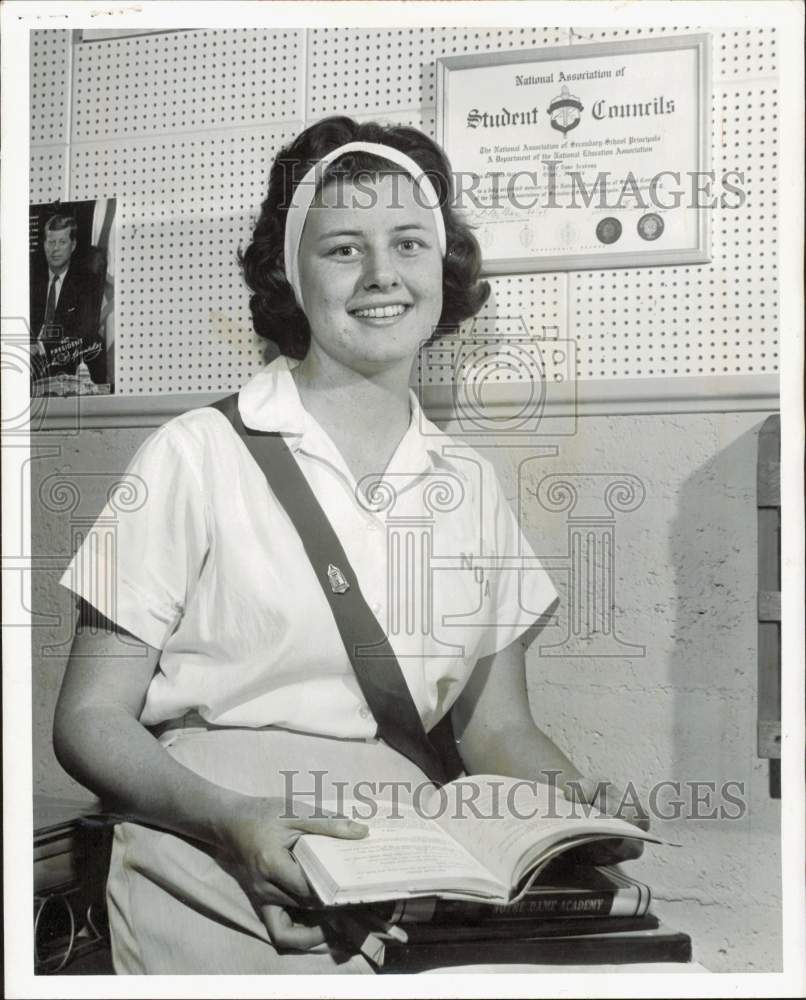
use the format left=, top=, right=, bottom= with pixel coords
left=327, top=563, right=350, bottom=594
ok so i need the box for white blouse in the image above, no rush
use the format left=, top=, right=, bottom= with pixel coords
left=60, top=356, right=558, bottom=738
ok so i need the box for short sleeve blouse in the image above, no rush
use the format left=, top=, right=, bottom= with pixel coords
left=60, top=357, right=558, bottom=738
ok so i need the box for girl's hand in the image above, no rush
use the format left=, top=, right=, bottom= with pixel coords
left=561, top=776, right=650, bottom=865
left=218, top=796, right=367, bottom=949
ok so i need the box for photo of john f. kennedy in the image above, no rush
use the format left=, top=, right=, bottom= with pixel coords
left=29, top=199, right=116, bottom=396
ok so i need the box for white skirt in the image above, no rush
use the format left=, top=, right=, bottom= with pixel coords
left=107, top=720, right=432, bottom=974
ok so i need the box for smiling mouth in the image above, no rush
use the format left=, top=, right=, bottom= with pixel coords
left=350, top=304, right=410, bottom=319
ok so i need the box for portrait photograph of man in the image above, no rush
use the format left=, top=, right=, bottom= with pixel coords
left=29, top=198, right=115, bottom=396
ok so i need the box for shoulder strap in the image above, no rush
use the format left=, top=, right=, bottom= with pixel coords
left=210, top=393, right=460, bottom=786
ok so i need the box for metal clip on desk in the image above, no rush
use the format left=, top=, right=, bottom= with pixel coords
left=33, top=795, right=113, bottom=973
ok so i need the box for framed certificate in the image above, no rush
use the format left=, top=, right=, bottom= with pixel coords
left=436, top=34, right=712, bottom=273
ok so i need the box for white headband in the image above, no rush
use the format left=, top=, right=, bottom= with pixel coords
left=282, top=141, right=448, bottom=311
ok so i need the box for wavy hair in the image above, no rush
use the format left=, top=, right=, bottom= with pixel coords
left=44, top=214, right=78, bottom=240
left=240, top=116, right=490, bottom=359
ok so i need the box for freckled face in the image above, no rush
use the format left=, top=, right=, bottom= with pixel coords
left=296, top=173, right=443, bottom=374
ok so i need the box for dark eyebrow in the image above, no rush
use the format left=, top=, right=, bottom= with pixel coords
left=318, top=229, right=363, bottom=240
left=317, top=223, right=431, bottom=242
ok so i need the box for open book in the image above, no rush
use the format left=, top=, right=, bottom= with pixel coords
left=292, top=775, right=659, bottom=907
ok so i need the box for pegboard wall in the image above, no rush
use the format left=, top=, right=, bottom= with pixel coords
left=28, top=25, right=779, bottom=397
left=71, top=29, right=303, bottom=142
left=69, top=124, right=298, bottom=393
left=566, top=26, right=779, bottom=380
left=30, top=30, right=70, bottom=147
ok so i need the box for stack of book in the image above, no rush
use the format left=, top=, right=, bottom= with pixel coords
left=290, top=775, right=690, bottom=971
left=320, top=863, right=691, bottom=971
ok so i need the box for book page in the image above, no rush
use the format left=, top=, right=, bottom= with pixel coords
left=293, top=798, right=507, bottom=904
left=426, top=776, right=658, bottom=892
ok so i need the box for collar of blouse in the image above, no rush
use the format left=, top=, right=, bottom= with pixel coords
left=237, top=355, right=469, bottom=503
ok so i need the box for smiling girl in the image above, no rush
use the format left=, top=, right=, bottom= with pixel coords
left=53, top=117, right=645, bottom=974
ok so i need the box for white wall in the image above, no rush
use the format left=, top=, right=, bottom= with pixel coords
left=470, top=409, right=781, bottom=971
left=29, top=25, right=781, bottom=973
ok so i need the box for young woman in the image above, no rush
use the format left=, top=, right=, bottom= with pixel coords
left=53, top=116, right=646, bottom=974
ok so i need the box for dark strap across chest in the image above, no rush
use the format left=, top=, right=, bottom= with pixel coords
left=210, top=392, right=463, bottom=786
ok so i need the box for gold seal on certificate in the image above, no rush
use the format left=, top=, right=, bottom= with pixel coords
left=596, top=217, right=622, bottom=245
left=637, top=212, right=665, bottom=241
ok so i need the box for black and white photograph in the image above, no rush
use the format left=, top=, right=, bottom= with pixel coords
left=29, top=198, right=116, bottom=396
left=1, top=2, right=804, bottom=998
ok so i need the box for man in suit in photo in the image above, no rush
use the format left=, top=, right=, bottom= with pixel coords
left=30, top=214, right=107, bottom=387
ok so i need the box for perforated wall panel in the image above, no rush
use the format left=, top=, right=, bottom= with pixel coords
left=571, top=25, right=777, bottom=82
left=70, top=124, right=300, bottom=394
left=479, top=274, right=567, bottom=336
left=30, top=26, right=779, bottom=395
left=30, top=30, right=71, bottom=146
left=30, top=146, right=68, bottom=204
left=568, top=29, right=779, bottom=379
left=72, top=29, right=303, bottom=142
left=306, top=27, right=569, bottom=118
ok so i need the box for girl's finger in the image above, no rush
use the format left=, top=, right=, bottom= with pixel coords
left=260, top=851, right=316, bottom=902
left=261, top=904, right=327, bottom=951
left=249, top=879, right=303, bottom=909
left=291, top=816, right=368, bottom=839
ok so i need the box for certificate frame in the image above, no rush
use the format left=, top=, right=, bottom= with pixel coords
left=436, top=34, right=712, bottom=274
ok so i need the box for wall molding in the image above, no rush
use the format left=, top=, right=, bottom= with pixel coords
left=30, top=374, right=779, bottom=432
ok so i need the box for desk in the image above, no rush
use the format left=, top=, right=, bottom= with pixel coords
left=427, top=962, right=708, bottom=973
